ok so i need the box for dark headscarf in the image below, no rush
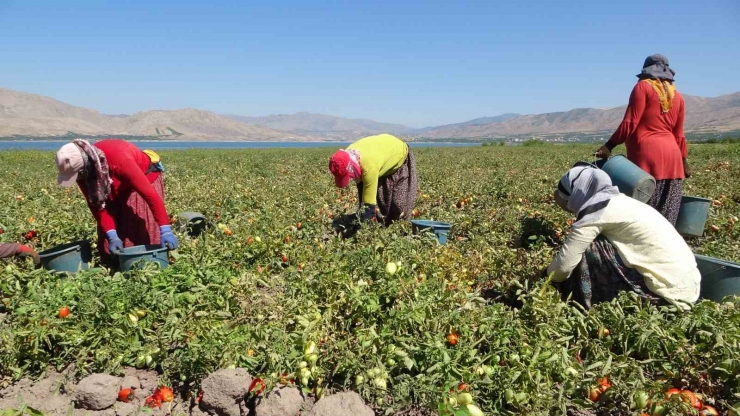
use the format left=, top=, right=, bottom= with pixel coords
left=637, top=54, right=675, bottom=81
left=74, top=139, right=112, bottom=210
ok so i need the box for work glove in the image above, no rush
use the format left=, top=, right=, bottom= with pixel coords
left=683, top=158, right=691, bottom=178
left=17, top=244, right=40, bottom=265
left=360, top=204, right=377, bottom=222
left=159, top=225, right=179, bottom=250
left=106, top=230, right=124, bottom=254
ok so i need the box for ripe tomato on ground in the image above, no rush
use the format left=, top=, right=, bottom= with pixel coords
left=118, top=388, right=134, bottom=402
left=57, top=307, right=70, bottom=319
left=446, top=333, right=458, bottom=346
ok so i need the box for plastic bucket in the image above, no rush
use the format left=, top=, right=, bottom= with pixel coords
left=176, top=211, right=207, bottom=237
left=118, top=245, right=169, bottom=271
left=38, top=240, right=92, bottom=274
left=696, top=254, right=740, bottom=302
left=411, top=220, right=452, bottom=245
left=676, top=196, right=711, bottom=237
left=598, top=155, right=656, bottom=203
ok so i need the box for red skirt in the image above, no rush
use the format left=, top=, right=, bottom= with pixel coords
left=97, top=175, right=165, bottom=263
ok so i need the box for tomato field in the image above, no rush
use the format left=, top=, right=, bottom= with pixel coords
left=1, top=143, right=739, bottom=415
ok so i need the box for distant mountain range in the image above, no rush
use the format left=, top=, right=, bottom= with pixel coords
left=1, top=87, right=739, bottom=141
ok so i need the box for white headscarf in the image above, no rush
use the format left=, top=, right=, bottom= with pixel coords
left=558, top=166, right=620, bottom=228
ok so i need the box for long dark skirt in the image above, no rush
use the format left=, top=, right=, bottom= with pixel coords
left=647, top=179, right=683, bottom=226
left=556, top=236, right=663, bottom=309
left=97, top=175, right=165, bottom=265
left=358, top=148, right=418, bottom=226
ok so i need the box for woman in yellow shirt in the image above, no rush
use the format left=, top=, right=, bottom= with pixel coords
left=329, top=134, right=418, bottom=226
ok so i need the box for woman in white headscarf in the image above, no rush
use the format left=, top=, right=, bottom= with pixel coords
left=547, top=166, right=700, bottom=309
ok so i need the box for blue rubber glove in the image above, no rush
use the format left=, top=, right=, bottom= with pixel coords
left=106, top=230, right=124, bottom=254
left=159, top=225, right=178, bottom=250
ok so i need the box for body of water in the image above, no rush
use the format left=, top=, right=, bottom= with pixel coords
left=0, top=140, right=479, bottom=151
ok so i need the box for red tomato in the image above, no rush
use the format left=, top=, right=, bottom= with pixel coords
left=0, top=228, right=4, bottom=235
left=24, top=230, right=37, bottom=240
left=144, top=395, right=162, bottom=408
left=665, top=388, right=681, bottom=397
left=281, top=255, right=288, bottom=263
left=57, top=307, right=70, bottom=319
left=196, top=390, right=204, bottom=403
left=679, top=390, right=702, bottom=409
left=249, top=378, right=266, bottom=396
left=158, top=386, right=174, bottom=403
left=457, top=382, right=468, bottom=391
left=587, top=386, right=602, bottom=402
left=446, top=333, right=458, bottom=346
left=597, top=377, right=612, bottom=392
left=118, top=388, right=134, bottom=402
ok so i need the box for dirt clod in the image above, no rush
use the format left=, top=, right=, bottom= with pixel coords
left=73, top=374, right=121, bottom=410
left=307, top=392, right=373, bottom=416
left=199, top=368, right=253, bottom=416
left=254, top=387, right=304, bottom=416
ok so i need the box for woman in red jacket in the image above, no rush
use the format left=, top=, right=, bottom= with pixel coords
left=596, top=54, right=690, bottom=225
left=55, top=139, right=178, bottom=263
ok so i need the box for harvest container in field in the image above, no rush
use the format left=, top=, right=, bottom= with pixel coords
left=38, top=240, right=92, bottom=274
left=411, top=220, right=452, bottom=245
left=696, top=254, right=740, bottom=302
left=676, top=196, right=711, bottom=237
left=597, top=155, right=656, bottom=203
left=176, top=211, right=207, bottom=237
left=118, top=245, right=169, bottom=271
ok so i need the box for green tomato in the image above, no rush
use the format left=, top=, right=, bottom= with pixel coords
left=504, top=389, right=515, bottom=403
left=301, top=377, right=309, bottom=386
left=299, top=361, right=308, bottom=368
left=456, top=393, right=473, bottom=405
left=515, top=392, right=529, bottom=404
left=565, top=367, right=579, bottom=377
left=307, top=354, right=319, bottom=365
left=304, top=341, right=317, bottom=355
left=355, top=375, right=364, bottom=385
left=386, top=358, right=396, bottom=367
left=466, top=404, right=484, bottom=416
left=373, top=378, right=387, bottom=389
left=509, top=353, right=520, bottom=363
left=633, top=391, right=649, bottom=410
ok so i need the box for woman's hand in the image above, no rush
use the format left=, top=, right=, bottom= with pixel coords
left=17, top=244, right=40, bottom=266
left=594, top=146, right=611, bottom=159
left=159, top=225, right=179, bottom=250
left=683, top=158, right=691, bottom=178
left=106, top=230, right=124, bottom=254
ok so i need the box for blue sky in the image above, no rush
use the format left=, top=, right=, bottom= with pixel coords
left=1, top=0, right=739, bottom=127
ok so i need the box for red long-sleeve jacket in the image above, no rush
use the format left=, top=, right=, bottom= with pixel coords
left=606, top=80, right=687, bottom=181
left=78, top=140, right=169, bottom=232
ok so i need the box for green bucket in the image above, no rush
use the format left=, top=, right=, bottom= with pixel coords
left=598, top=155, right=656, bottom=203
left=38, top=240, right=92, bottom=274
left=118, top=245, right=169, bottom=271
left=676, top=196, right=711, bottom=238
left=696, top=254, right=740, bottom=302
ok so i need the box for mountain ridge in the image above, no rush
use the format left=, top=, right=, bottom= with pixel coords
left=1, top=87, right=739, bottom=141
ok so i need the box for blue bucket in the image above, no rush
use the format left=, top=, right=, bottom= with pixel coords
left=676, top=196, right=711, bottom=238
left=38, top=240, right=92, bottom=274
left=696, top=254, right=740, bottom=302
left=411, top=220, right=452, bottom=245
left=598, top=155, right=656, bottom=203
left=118, top=245, right=169, bottom=271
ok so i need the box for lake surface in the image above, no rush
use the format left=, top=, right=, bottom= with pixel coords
left=0, top=140, right=479, bottom=151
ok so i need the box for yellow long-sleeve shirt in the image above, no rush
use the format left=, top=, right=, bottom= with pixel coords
left=348, top=134, right=409, bottom=206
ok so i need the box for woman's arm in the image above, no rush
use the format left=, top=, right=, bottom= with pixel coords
left=673, top=96, right=690, bottom=177
left=547, top=225, right=602, bottom=282
left=601, top=82, right=649, bottom=154
left=117, top=165, right=170, bottom=226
